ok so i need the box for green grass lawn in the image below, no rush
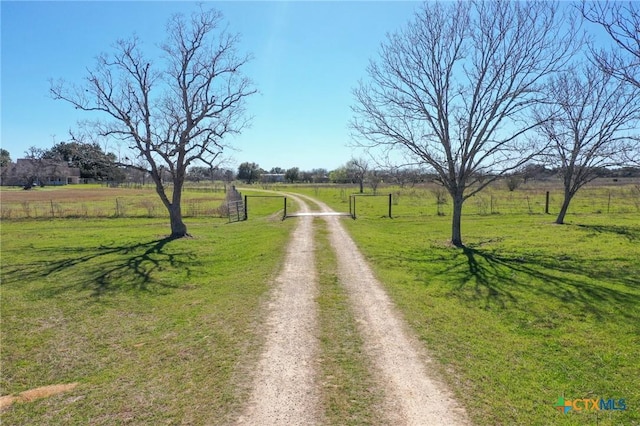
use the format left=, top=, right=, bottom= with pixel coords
left=344, top=214, right=639, bottom=425
left=283, top=183, right=639, bottom=425
left=1, top=215, right=294, bottom=424
left=2, top=182, right=638, bottom=424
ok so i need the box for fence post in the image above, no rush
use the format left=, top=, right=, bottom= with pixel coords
left=283, top=197, right=287, bottom=220
left=545, top=191, right=550, bottom=214
left=353, top=195, right=356, bottom=219
left=244, top=195, right=248, bottom=220
left=388, top=193, right=392, bottom=218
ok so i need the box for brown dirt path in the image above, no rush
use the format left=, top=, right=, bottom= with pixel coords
left=236, top=194, right=323, bottom=425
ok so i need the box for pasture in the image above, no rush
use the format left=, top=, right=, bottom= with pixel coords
left=1, top=180, right=639, bottom=425
left=0, top=186, right=296, bottom=424
left=0, top=184, right=229, bottom=219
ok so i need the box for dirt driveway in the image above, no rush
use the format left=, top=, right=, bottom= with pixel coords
left=237, top=193, right=469, bottom=425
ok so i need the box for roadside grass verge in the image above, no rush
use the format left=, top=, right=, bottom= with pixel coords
left=1, top=216, right=294, bottom=424
left=313, top=218, right=383, bottom=424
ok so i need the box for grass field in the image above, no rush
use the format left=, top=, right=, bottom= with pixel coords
left=284, top=182, right=640, bottom=425
left=0, top=191, right=295, bottom=424
left=1, top=181, right=639, bottom=425
left=0, top=184, right=229, bottom=219
left=271, top=178, right=640, bottom=218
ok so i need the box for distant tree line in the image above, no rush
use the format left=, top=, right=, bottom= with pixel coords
left=225, top=160, right=640, bottom=191
left=0, top=143, right=127, bottom=188
left=44, top=141, right=125, bottom=182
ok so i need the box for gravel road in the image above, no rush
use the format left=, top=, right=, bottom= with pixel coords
left=236, top=196, right=322, bottom=425
left=237, top=193, right=469, bottom=425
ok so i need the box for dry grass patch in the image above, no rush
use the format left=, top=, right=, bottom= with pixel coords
left=0, top=383, right=79, bottom=410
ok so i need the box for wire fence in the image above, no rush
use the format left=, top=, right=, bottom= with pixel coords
left=338, top=185, right=640, bottom=218
left=0, top=197, right=228, bottom=220
left=2, top=182, right=638, bottom=220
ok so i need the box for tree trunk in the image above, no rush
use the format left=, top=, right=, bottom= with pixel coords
left=359, top=180, right=364, bottom=194
left=169, top=203, right=188, bottom=238
left=555, top=190, right=573, bottom=224
left=169, top=173, right=188, bottom=238
left=451, top=194, right=464, bottom=247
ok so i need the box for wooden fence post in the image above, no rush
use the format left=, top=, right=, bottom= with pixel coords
left=545, top=191, right=550, bottom=214
left=283, top=197, right=287, bottom=220
left=353, top=196, right=356, bottom=219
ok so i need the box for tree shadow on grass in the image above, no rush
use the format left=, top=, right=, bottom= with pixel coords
left=453, top=246, right=640, bottom=324
left=576, top=224, right=640, bottom=241
left=4, top=237, right=194, bottom=298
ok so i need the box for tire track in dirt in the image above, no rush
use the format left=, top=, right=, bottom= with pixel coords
left=299, top=194, right=470, bottom=425
left=236, top=195, right=322, bottom=425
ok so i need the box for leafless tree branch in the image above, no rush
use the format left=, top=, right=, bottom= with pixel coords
left=579, top=1, right=640, bottom=88
left=351, top=0, right=580, bottom=246
left=534, top=62, right=640, bottom=223
left=51, top=7, right=256, bottom=237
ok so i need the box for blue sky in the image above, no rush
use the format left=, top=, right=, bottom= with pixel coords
left=1, top=1, right=421, bottom=171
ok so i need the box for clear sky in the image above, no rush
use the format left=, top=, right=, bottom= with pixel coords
left=1, top=1, right=421, bottom=172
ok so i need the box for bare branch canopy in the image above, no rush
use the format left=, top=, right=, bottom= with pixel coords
left=535, top=62, right=640, bottom=224
left=51, top=7, right=256, bottom=237
left=351, top=0, right=580, bottom=246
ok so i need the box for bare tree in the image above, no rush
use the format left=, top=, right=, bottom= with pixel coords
left=51, top=7, right=256, bottom=237
left=351, top=0, right=579, bottom=247
left=367, top=170, right=382, bottom=195
left=580, top=1, right=640, bottom=167
left=505, top=174, right=523, bottom=192
left=580, top=1, right=640, bottom=89
left=346, top=158, right=369, bottom=193
left=534, top=63, right=640, bottom=224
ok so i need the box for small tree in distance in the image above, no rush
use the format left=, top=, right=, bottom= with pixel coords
left=22, top=146, right=49, bottom=188
left=237, top=162, right=261, bottom=184
left=351, top=0, right=580, bottom=247
left=346, top=158, right=368, bottom=193
left=0, top=149, right=11, bottom=185
left=285, top=167, right=299, bottom=183
left=535, top=62, right=640, bottom=224
left=51, top=7, right=256, bottom=238
left=45, top=141, right=124, bottom=182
